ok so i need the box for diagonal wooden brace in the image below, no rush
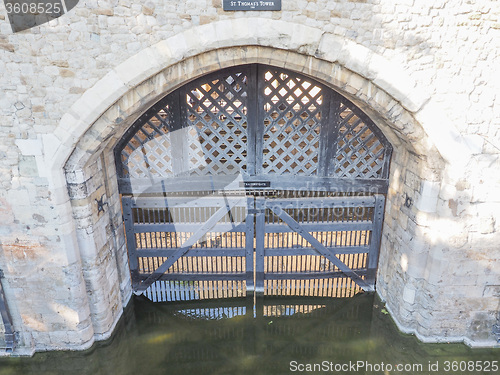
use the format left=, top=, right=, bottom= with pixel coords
left=272, top=206, right=373, bottom=292
left=134, top=197, right=244, bottom=294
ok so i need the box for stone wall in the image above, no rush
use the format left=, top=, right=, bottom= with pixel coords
left=0, top=0, right=498, bottom=353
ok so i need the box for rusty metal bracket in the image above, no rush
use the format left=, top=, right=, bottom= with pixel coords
left=403, top=193, right=413, bottom=208
left=95, top=194, right=109, bottom=215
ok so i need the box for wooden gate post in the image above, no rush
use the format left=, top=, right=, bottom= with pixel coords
left=254, top=197, right=266, bottom=296
left=122, top=196, right=141, bottom=289
left=245, top=196, right=255, bottom=297
left=366, top=194, right=386, bottom=288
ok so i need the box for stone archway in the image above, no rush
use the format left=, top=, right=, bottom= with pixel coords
left=114, top=63, right=394, bottom=300
left=46, top=18, right=476, bottom=349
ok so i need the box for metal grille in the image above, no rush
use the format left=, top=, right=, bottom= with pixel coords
left=119, top=102, right=175, bottom=178
left=334, top=103, right=387, bottom=179
left=115, top=64, right=392, bottom=190
left=185, top=71, right=249, bottom=175
left=260, top=68, right=322, bottom=175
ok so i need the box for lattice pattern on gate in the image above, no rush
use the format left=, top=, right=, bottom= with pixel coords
left=185, top=71, right=249, bottom=175
left=260, top=68, right=322, bottom=175
left=116, top=64, right=392, bottom=185
left=119, top=103, right=175, bottom=179
left=333, top=102, right=388, bottom=179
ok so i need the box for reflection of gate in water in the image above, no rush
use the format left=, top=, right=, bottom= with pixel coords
left=135, top=294, right=374, bottom=370
left=115, top=64, right=393, bottom=301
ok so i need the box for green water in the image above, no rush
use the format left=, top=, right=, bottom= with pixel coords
left=0, top=294, right=498, bottom=375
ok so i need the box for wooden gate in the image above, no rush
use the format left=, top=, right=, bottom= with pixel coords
left=123, top=194, right=254, bottom=299
left=255, top=195, right=385, bottom=297
left=123, top=192, right=385, bottom=301
left=115, top=64, right=392, bottom=301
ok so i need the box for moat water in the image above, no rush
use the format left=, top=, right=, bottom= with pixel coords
left=0, top=294, right=498, bottom=375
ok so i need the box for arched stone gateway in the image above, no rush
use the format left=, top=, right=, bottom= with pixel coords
left=114, top=64, right=393, bottom=300
left=57, top=44, right=438, bottom=347
left=9, top=18, right=489, bottom=352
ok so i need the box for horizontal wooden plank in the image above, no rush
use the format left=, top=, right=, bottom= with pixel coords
left=138, top=272, right=246, bottom=281
left=120, top=175, right=243, bottom=194
left=133, top=221, right=371, bottom=234
left=263, top=246, right=369, bottom=256
left=136, top=248, right=247, bottom=257
left=118, top=175, right=389, bottom=195
left=264, top=195, right=376, bottom=208
left=264, top=269, right=367, bottom=280
left=134, top=246, right=368, bottom=257
left=131, top=195, right=247, bottom=209
left=263, top=221, right=373, bottom=233
left=132, top=222, right=248, bottom=233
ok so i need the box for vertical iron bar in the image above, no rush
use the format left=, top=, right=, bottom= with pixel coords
left=122, top=197, right=141, bottom=289
left=255, top=197, right=266, bottom=295
left=366, top=195, right=385, bottom=289
left=255, top=65, right=266, bottom=176
left=245, top=196, right=255, bottom=297
left=247, top=64, right=258, bottom=176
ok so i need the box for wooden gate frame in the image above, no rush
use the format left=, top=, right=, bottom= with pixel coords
left=123, top=195, right=255, bottom=295
left=124, top=193, right=386, bottom=296
left=254, top=195, right=386, bottom=294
